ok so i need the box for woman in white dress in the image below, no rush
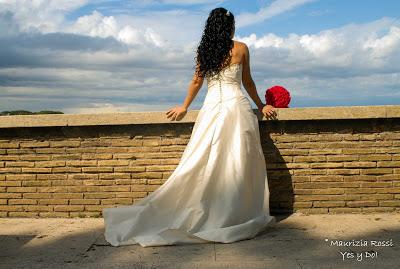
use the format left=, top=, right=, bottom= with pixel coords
left=102, top=7, right=277, bottom=248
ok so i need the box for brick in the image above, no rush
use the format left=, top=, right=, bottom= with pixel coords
left=46, top=154, right=79, bottom=162
left=22, top=181, right=51, bottom=187
left=9, top=212, right=38, bottom=217
left=8, top=199, right=37, bottom=205
left=342, top=148, right=375, bottom=154
left=376, top=188, right=400, bottom=194
left=146, top=165, right=178, bottom=172
left=160, top=159, right=180, bottom=165
left=293, top=155, right=327, bottom=163
left=98, top=160, right=130, bottom=166
left=0, top=181, right=21, bottom=187
left=21, top=168, right=52, bottom=173
left=38, top=199, right=69, bottom=205
left=23, top=205, right=53, bottom=211
left=0, top=205, right=23, bottom=211
left=143, top=140, right=160, bottom=147
left=343, top=162, right=376, bottom=168
left=360, top=182, right=393, bottom=188
left=82, top=167, right=114, bottom=173
left=0, top=168, right=21, bottom=173
left=54, top=205, right=84, bottom=212
left=327, top=155, right=359, bottom=162
left=114, top=166, right=147, bottom=173
left=66, top=160, right=97, bottom=167
left=313, top=201, right=345, bottom=207
left=345, top=188, right=377, bottom=194
left=36, top=148, right=65, bottom=154
left=294, top=189, right=344, bottom=195
left=0, top=193, right=21, bottom=199
left=52, top=167, right=81, bottom=173
left=346, top=201, right=378, bottom=207
left=327, top=169, right=359, bottom=175
left=95, top=147, right=129, bottom=153
left=101, top=198, right=133, bottom=205
left=375, top=148, right=400, bottom=154
left=23, top=193, right=52, bottom=199
left=7, top=187, right=37, bottom=192
left=343, top=175, right=376, bottom=182
left=360, top=194, right=394, bottom=200
left=293, top=169, right=327, bottom=175
left=37, top=186, right=69, bottom=193
left=98, top=173, right=130, bottom=180
left=52, top=193, right=83, bottom=199
left=51, top=179, right=83, bottom=186
left=84, top=193, right=115, bottom=199
left=294, top=194, right=360, bottom=201
left=376, top=174, right=400, bottom=181
left=0, top=155, right=19, bottom=161
left=293, top=201, right=313, bottom=208
left=111, top=140, right=143, bottom=147
left=20, top=155, right=51, bottom=161
left=0, top=142, right=19, bottom=148
left=131, top=172, right=163, bottom=179
left=85, top=205, right=103, bottom=211
left=20, top=141, right=49, bottom=148
left=310, top=163, right=343, bottom=168
left=377, top=161, right=400, bottom=167
left=35, top=161, right=65, bottom=167
left=310, top=175, right=343, bottom=182
left=95, top=186, right=130, bottom=192
left=82, top=153, right=113, bottom=160
left=65, top=148, right=95, bottom=154
left=36, top=174, right=67, bottom=180
left=50, top=141, right=81, bottom=147
left=131, top=159, right=162, bottom=166
left=115, top=192, right=147, bottom=198
left=379, top=200, right=400, bottom=207
left=6, top=174, right=36, bottom=181
left=81, top=140, right=112, bottom=147
left=69, top=199, right=100, bottom=205
left=5, top=161, right=35, bottom=167
left=68, top=174, right=98, bottom=180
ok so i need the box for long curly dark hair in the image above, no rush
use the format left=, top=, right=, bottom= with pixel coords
left=195, top=7, right=235, bottom=78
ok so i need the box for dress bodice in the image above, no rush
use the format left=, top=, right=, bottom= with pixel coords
left=206, top=62, right=242, bottom=89
left=204, top=62, right=245, bottom=105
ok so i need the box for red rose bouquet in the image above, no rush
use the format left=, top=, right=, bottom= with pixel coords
left=265, top=85, right=291, bottom=108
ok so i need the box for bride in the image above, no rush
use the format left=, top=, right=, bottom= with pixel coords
left=103, top=7, right=277, bottom=248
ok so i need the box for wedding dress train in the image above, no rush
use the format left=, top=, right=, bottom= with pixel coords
left=102, top=62, right=276, bottom=247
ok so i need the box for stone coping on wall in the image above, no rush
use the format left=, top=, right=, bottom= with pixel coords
left=1, top=105, right=400, bottom=128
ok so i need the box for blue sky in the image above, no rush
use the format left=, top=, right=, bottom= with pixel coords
left=0, top=0, right=399, bottom=113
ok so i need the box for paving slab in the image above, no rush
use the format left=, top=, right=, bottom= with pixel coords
left=0, top=213, right=399, bottom=269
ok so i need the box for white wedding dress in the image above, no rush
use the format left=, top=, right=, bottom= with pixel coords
left=102, top=62, right=276, bottom=247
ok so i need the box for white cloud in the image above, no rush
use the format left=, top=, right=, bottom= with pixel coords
left=0, top=0, right=89, bottom=33
left=65, top=10, right=167, bottom=47
left=236, top=0, right=317, bottom=27
left=237, top=17, right=400, bottom=74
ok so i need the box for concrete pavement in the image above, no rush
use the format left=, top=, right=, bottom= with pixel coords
left=0, top=213, right=399, bottom=269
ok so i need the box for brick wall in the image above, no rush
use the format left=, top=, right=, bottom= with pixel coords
left=0, top=106, right=399, bottom=217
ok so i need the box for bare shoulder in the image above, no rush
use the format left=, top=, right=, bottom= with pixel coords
left=232, top=40, right=248, bottom=63
left=233, top=40, right=248, bottom=51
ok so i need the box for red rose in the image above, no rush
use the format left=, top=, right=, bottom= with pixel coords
left=265, top=85, right=291, bottom=108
